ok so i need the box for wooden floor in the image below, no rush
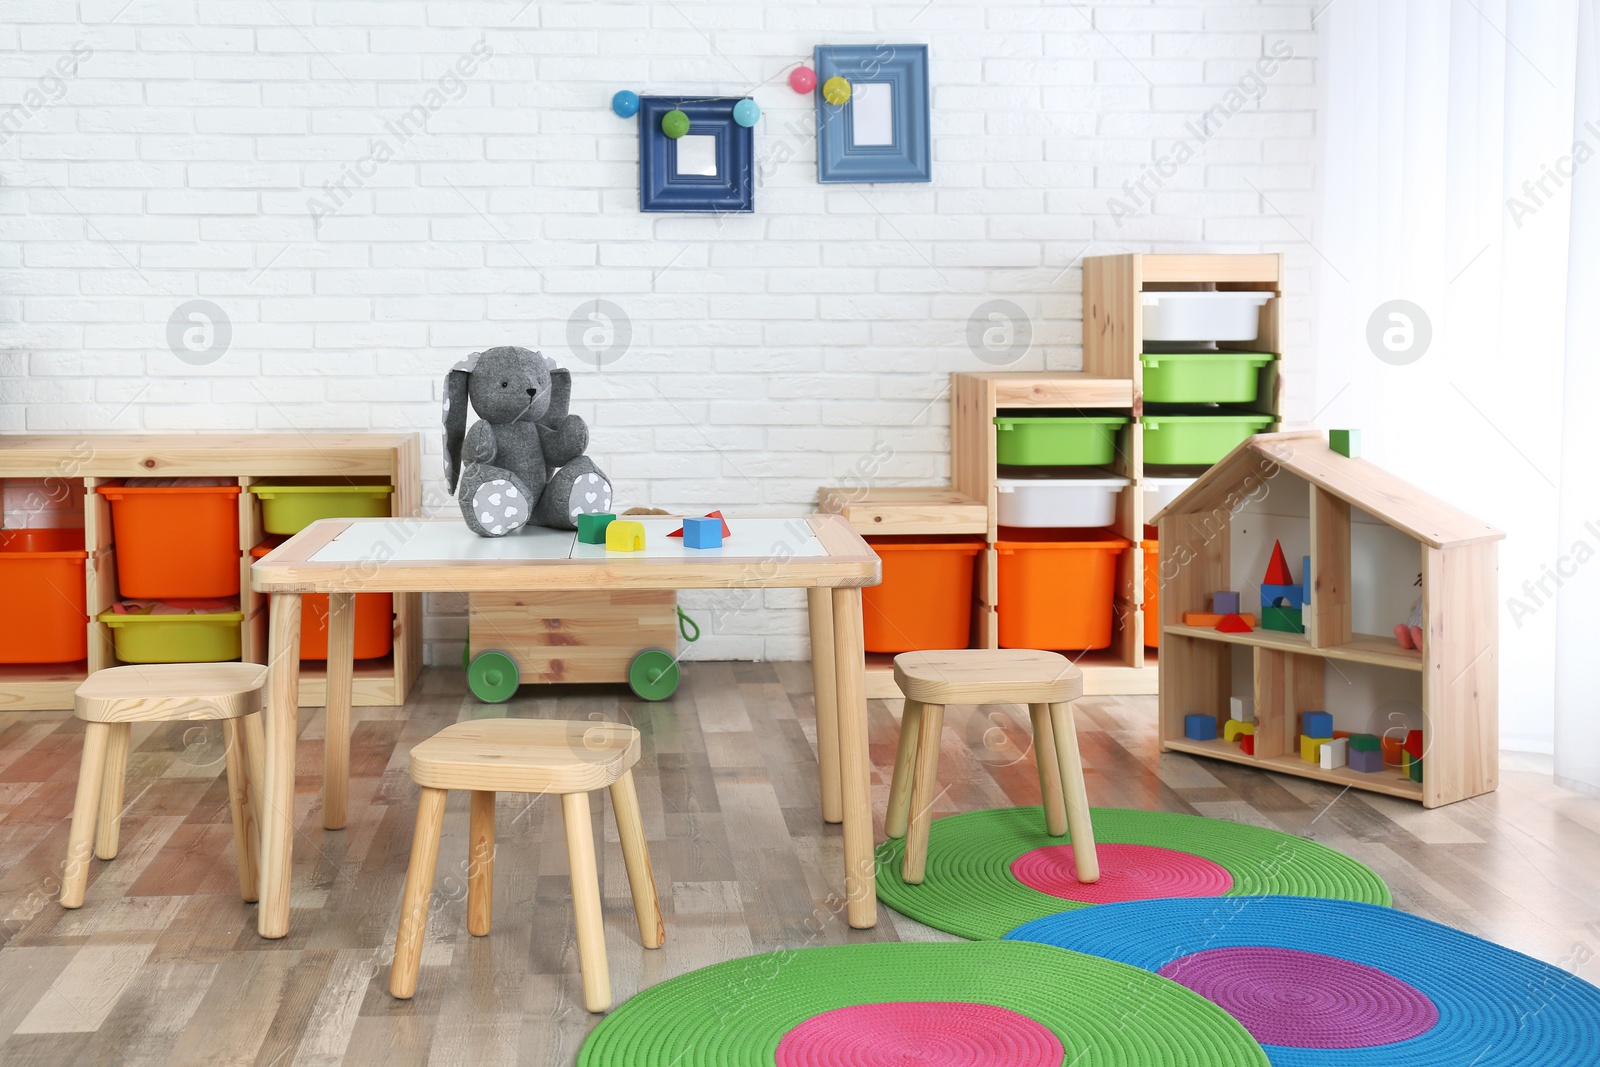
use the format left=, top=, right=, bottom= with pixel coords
left=1, top=662, right=1598, bottom=1065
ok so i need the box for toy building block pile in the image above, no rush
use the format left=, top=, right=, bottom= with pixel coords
left=1260, top=541, right=1309, bottom=634
left=577, top=510, right=732, bottom=552
left=1189, top=698, right=1258, bottom=755
left=1289, top=717, right=1422, bottom=781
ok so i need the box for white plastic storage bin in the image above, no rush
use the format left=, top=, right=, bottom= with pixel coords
left=995, top=473, right=1131, bottom=528
left=1142, top=476, right=1197, bottom=522
left=1141, top=291, right=1273, bottom=342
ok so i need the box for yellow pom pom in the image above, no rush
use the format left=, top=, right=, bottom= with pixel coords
left=822, top=76, right=852, bottom=106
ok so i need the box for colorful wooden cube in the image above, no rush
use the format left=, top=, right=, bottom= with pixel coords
left=681, top=516, right=723, bottom=549
left=1302, top=711, right=1333, bottom=739
left=1408, top=755, right=1424, bottom=783
left=1240, top=734, right=1255, bottom=756
left=1229, top=697, right=1253, bottom=723
left=1300, top=734, right=1326, bottom=762
left=1348, top=733, right=1382, bottom=752
left=576, top=512, right=615, bottom=545
left=1260, top=584, right=1306, bottom=611
left=1320, top=737, right=1348, bottom=770
left=605, top=520, right=646, bottom=552
left=1330, top=429, right=1361, bottom=458
left=1212, top=591, right=1241, bottom=615
left=1184, top=714, right=1217, bottom=741
left=1348, top=746, right=1384, bottom=773
left=1224, top=720, right=1255, bottom=742
left=1261, top=606, right=1304, bottom=633
left=1404, top=729, right=1424, bottom=759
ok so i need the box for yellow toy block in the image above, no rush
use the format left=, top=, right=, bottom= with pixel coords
left=1224, top=720, right=1255, bottom=742
left=605, top=520, right=645, bottom=552
left=1300, top=734, right=1326, bottom=762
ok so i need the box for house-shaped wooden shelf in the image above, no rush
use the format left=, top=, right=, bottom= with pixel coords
left=1152, top=430, right=1503, bottom=808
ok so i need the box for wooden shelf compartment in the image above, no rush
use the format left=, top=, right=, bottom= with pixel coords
left=1163, top=737, right=1423, bottom=801
left=1162, top=624, right=1423, bottom=672
left=0, top=661, right=88, bottom=711
left=817, top=487, right=987, bottom=536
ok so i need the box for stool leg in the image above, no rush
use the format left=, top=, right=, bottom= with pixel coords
left=884, top=698, right=924, bottom=840
left=467, top=790, right=494, bottom=937
left=1028, top=704, right=1068, bottom=837
left=94, top=722, right=131, bottom=860
left=223, top=717, right=260, bottom=903
left=61, top=722, right=111, bottom=909
left=901, top=702, right=945, bottom=885
left=609, top=770, right=664, bottom=950
left=561, top=791, right=610, bottom=1013
left=389, top=786, right=448, bottom=999
left=1048, top=701, right=1099, bottom=883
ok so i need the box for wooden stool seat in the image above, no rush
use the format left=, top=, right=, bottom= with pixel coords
left=61, top=663, right=268, bottom=910
left=893, top=649, right=1084, bottom=706
left=389, top=717, right=664, bottom=1012
left=408, top=718, right=640, bottom=793
left=886, top=649, right=1099, bottom=887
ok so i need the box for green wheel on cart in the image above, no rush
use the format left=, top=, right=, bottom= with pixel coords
left=628, top=648, right=680, bottom=702
left=467, top=649, right=519, bottom=704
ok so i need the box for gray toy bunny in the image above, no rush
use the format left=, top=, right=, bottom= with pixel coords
left=442, top=347, right=613, bottom=536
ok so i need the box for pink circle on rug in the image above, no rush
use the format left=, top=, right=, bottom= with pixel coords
left=774, top=1001, right=1063, bottom=1067
left=1009, top=842, right=1233, bottom=903
left=1158, top=946, right=1438, bottom=1049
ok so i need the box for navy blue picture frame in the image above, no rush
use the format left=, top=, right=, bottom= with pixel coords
left=638, top=97, right=754, bottom=213
left=814, top=44, right=930, bottom=184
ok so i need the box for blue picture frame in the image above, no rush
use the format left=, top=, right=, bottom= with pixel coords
left=814, top=44, right=930, bottom=184
left=638, top=96, right=754, bottom=213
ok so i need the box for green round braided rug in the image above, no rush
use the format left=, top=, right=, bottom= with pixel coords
left=875, top=806, right=1391, bottom=940
left=577, top=941, right=1269, bottom=1066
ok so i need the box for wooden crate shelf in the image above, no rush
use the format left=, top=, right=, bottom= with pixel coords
left=0, top=433, right=422, bottom=711
left=818, top=487, right=987, bottom=536
left=1162, top=625, right=1424, bottom=672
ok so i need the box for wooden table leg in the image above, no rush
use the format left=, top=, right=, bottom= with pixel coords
left=323, top=592, right=355, bottom=831
left=259, top=592, right=303, bottom=938
left=1049, top=700, right=1100, bottom=883
left=830, top=586, right=876, bottom=929
left=806, top=587, right=842, bottom=824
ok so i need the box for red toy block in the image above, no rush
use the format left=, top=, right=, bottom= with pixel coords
left=669, top=509, right=731, bottom=538
left=1264, top=540, right=1294, bottom=586
left=1404, top=729, right=1424, bottom=759
left=1240, top=734, right=1255, bottom=756
left=1216, top=613, right=1254, bottom=633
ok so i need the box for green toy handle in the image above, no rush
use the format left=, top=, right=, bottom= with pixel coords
left=677, top=607, right=700, bottom=643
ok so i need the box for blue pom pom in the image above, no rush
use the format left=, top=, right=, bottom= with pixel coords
left=732, top=98, right=760, bottom=127
left=611, top=90, right=641, bottom=118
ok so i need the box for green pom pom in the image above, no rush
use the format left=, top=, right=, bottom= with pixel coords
left=661, top=109, right=690, bottom=139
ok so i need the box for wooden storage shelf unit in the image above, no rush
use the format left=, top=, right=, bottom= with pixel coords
left=0, top=434, right=422, bottom=711
left=1154, top=431, right=1503, bottom=808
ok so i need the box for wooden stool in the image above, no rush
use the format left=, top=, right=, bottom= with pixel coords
left=885, top=649, right=1099, bottom=885
left=388, top=718, right=664, bottom=1011
left=60, top=663, right=268, bottom=909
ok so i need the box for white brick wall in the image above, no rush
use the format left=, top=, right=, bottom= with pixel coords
left=0, top=0, right=1320, bottom=665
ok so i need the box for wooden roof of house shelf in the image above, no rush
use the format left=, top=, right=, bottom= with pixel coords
left=1151, top=431, right=1505, bottom=549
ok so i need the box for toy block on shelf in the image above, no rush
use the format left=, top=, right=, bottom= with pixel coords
left=1404, top=729, right=1424, bottom=759
left=605, top=520, right=646, bottom=552
left=1348, top=733, right=1381, bottom=752
left=1301, top=711, right=1333, bottom=739
left=1224, top=720, right=1255, bottom=742
left=1185, top=612, right=1258, bottom=627
left=1216, top=613, right=1255, bottom=633
left=681, top=516, right=723, bottom=549
left=1240, top=734, right=1255, bottom=756
left=1348, top=746, right=1384, bottom=773
left=1381, top=736, right=1404, bottom=765
left=576, top=512, right=615, bottom=545
left=1409, top=756, right=1424, bottom=783
left=1185, top=714, right=1218, bottom=741
left=1300, top=735, right=1326, bottom=762
left=1320, top=737, right=1349, bottom=770
left=669, top=510, right=730, bottom=538
left=1261, top=606, right=1305, bottom=633
left=1211, top=591, right=1241, bottom=615
left=1264, top=541, right=1295, bottom=586
left=1230, top=697, right=1253, bottom=723
left=1330, top=429, right=1361, bottom=458
left=1260, top=585, right=1306, bottom=611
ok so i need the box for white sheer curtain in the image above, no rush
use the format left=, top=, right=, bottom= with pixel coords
left=1315, top=0, right=1596, bottom=779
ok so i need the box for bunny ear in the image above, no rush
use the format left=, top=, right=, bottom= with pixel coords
left=442, top=362, right=472, bottom=495
left=537, top=351, right=558, bottom=370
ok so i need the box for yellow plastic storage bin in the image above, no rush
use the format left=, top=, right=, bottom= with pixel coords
left=249, top=481, right=393, bottom=535
left=99, top=607, right=244, bottom=663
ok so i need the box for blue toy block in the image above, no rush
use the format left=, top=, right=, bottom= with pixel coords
left=1302, top=711, right=1333, bottom=739
left=1211, top=590, right=1240, bottom=615
left=682, top=516, right=724, bottom=549
left=1259, top=583, right=1306, bottom=610
left=1184, top=714, right=1218, bottom=741
left=1348, top=746, right=1384, bottom=773
left=1302, top=557, right=1311, bottom=604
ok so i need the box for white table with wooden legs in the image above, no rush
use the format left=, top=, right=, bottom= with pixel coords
left=249, top=514, right=882, bottom=939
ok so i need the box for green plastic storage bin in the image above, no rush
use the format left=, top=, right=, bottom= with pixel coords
left=1142, top=412, right=1274, bottom=465
left=1140, top=352, right=1275, bottom=404
left=249, top=483, right=393, bottom=535
left=99, top=608, right=244, bottom=663
left=993, top=416, right=1128, bottom=466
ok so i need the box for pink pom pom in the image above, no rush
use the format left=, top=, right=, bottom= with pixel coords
left=789, top=66, right=817, bottom=93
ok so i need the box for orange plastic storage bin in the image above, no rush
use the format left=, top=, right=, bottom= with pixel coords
left=1142, top=539, right=1159, bottom=649
left=97, top=483, right=241, bottom=598
left=862, top=536, right=984, bottom=654
left=995, top=527, right=1130, bottom=651
left=251, top=541, right=393, bottom=661
left=0, top=528, right=89, bottom=663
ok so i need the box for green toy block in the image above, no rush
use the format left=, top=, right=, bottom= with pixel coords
left=1330, top=429, right=1360, bottom=458
left=577, top=512, right=615, bottom=544
left=1261, top=606, right=1305, bottom=634
left=1408, top=755, right=1423, bottom=783
left=1348, top=733, right=1382, bottom=752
